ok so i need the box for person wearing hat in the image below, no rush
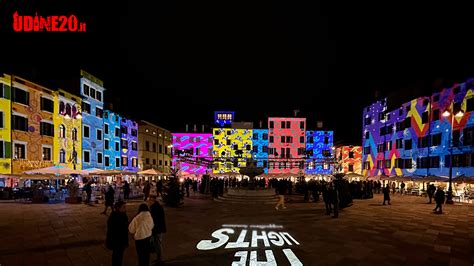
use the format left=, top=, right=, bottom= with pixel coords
left=147, top=195, right=167, bottom=266
left=106, top=201, right=129, bottom=266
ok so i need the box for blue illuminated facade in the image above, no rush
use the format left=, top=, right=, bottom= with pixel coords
left=80, top=71, right=105, bottom=169
left=120, top=118, right=139, bottom=172
left=252, top=129, right=269, bottom=173
left=305, top=131, right=334, bottom=174
left=214, top=111, right=235, bottom=127
left=103, top=110, right=122, bottom=170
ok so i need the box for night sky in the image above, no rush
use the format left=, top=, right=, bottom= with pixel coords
left=1, top=1, right=473, bottom=144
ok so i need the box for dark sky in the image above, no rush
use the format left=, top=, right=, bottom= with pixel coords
left=1, top=1, right=473, bottom=144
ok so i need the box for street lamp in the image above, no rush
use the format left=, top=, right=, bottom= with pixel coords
left=442, top=109, right=464, bottom=204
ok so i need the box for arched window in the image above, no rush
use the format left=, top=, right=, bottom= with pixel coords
left=59, top=101, right=65, bottom=114
left=59, top=125, right=66, bottom=138
left=60, top=149, right=66, bottom=163
left=72, top=128, right=77, bottom=141
left=65, top=104, right=72, bottom=117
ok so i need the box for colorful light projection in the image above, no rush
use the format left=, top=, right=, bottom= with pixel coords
left=305, top=131, right=333, bottom=174
left=103, top=110, right=121, bottom=170
left=172, top=133, right=213, bottom=174
left=268, top=118, right=306, bottom=174
left=213, top=128, right=252, bottom=173
left=214, top=111, right=235, bottom=127
left=120, top=118, right=138, bottom=172
left=196, top=224, right=303, bottom=265
left=362, top=78, right=474, bottom=177
left=335, top=146, right=362, bottom=174
left=252, top=129, right=269, bottom=173
left=0, top=74, right=12, bottom=174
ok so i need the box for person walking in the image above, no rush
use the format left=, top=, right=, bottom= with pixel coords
left=322, top=183, right=332, bottom=215
left=129, top=203, right=154, bottom=266
left=143, top=181, right=151, bottom=201
left=383, top=184, right=391, bottom=205
left=123, top=181, right=130, bottom=200
left=84, top=181, right=92, bottom=204
left=275, top=180, right=286, bottom=210
left=106, top=201, right=129, bottom=266
left=147, top=195, right=167, bottom=266
left=329, top=182, right=339, bottom=218
left=400, top=181, right=406, bottom=196
left=433, top=186, right=445, bottom=214
left=427, top=184, right=435, bottom=204
left=101, top=185, right=115, bottom=215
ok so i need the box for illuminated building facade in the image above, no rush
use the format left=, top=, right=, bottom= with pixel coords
left=172, top=133, right=213, bottom=174
left=305, top=131, right=334, bottom=174
left=103, top=110, right=121, bottom=170
left=11, top=76, right=54, bottom=173
left=363, top=78, right=474, bottom=177
left=120, top=118, right=138, bottom=172
left=0, top=74, right=12, bottom=174
left=212, top=128, right=252, bottom=173
left=80, top=70, right=105, bottom=169
left=53, top=89, right=82, bottom=170
left=138, top=121, right=172, bottom=173
left=335, top=145, right=362, bottom=174
left=252, top=129, right=269, bottom=173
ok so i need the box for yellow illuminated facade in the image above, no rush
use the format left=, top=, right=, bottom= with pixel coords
left=0, top=74, right=12, bottom=174
left=212, top=128, right=252, bottom=173
left=53, top=90, right=82, bottom=170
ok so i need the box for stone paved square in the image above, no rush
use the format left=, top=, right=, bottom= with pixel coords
left=0, top=193, right=473, bottom=266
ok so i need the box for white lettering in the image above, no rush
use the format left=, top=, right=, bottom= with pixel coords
left=196, top=228, right=234, bottom=250
left=279, top=232, right=300, bottom=246
left=250, top=250, right=277, bottom=266
left=226, top=229, right=250, bottom=249
left=232, top=251, right=248, bottom=266
left=282, top=249, right=303, bottom=265
left=252, top=230, right=270, bottom=248
left=267, top=231, right=284, bottom=247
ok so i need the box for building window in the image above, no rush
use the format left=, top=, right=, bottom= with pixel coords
left=105, top=139, right=109, bottom=150
left=262, top=146, right=268, bottom=153
left=363, top=146, right=370, bottom=155
left=159, top=144, right=163, bottom=153
left=59, top=149, right=66, bottom=163
left=323, top=150, right=331, bottom=157
left=40, top=97, right=54, bottom=112
left=104, top=124, right=109, bottom=134
left=404, top=139, right=412, bottom=150
left=82, top=102, right=91, bottom=114
left=105, top=156, right=110, bottom=167
left=159, top=160, right=163, bottom=165
left=84, top=125, right=90, bottom=138
left=153, top=159, right=156, bottom=165
left=281, top=136, right=285, bottom=143
left=97, top=152, right=103, bottom=164
left=132, top=142, right=137, bottom=151
left=225, top=139, right=230, bottom=146
left=286, top=121, right=291, bottom=128
left=115, top=128, right=120, bottom=137
left=432, top=109, right=439, bottom=121
left=96, top=107, right=103, bottom=118
left=59, top=124, right=66, bottom=138
left=12, top=115, right=28, bottom=131
left=165, top=161, right=168, bottom=166
left=299, top=121, right=304, bottom=129
left=348, top=164, right=354, bottom=172
left=0, top=111, right=3, bottom=128
left=422, top=112, right=429, bottom=124
left=132, top=158, right=137, bottom=167
left=396, top=139, right=403, bottom=149
left=145, top=141, right=150, bottom=151
left=384, top=159, right=391, bottom=168
left=131, top=129, right=138, bottom=137
left=90, top=88, right=96, bottom=99
left=96, top=91, right=102, bottom=102
left=12, top=87, right=29, bottom=105
left=269, top=136, right=274, bottom=143
left=152, top=143, right=156, bottom=152
left=286, top=136, right=292, bottom=143
left=453, top=130, right=460, bottom=147
left=432, top=133, right=442, bottom=146
left=324, top=136, right=329, bottom=144
left=40, top=122, right=54, bottom=137
left=121, top=139, right=128, bottom=148
left=349, top=151, right=354, bottom=158
left=116, top=157, right=120, bottom=167
left=269, top=121, right=274, bottom=128
left=84, top=150, right=90, bottom=163
left=97, top=129, right=102, bottom=141
left=253, top=133, right=258, bottom=140
left=42, top=146, right=51, bottom=161
left=104, top=111, right=109, bottom=119
left=214, top=139, right=219, bottom=145
left=146, top=158, right=150, bottom=165
left=115, top=142, right=119, bottom=151
left=83, top=84, right=90, bottom=96
left=281, top=121, right=286, bottom=128
left=262, top=133, right=268, bottom=140
left=121, top=125, right=128, bottom=135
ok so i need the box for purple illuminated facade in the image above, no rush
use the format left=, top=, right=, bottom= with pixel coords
left=172, top=133, right=213, bottom=175
left=120, top=118, right=138, bottom=172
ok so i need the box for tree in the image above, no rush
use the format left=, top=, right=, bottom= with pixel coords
left=162, top=166, right=184, bottom=207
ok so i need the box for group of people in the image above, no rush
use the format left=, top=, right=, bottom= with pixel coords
left=106, top=195, right=167, bottom=266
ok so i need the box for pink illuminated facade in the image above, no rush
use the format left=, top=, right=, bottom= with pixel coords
left=268, top=117, right=306, bottom=174
left=172, top=133, right=213, bottom=175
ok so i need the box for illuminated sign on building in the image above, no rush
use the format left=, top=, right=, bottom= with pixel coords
left=215, top=111, right=235, bottom=127
left=196, top=224, right=303, bottom=265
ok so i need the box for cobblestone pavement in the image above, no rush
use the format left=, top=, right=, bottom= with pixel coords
left=0, top=192, right=473, bottom=266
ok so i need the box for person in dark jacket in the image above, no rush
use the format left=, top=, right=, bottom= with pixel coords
left=101, top=186, right=115, bottom=215
left=433, top=186, right=445, bottom=214
left=143, top=181, right=151, bottom=201
left=147, top=195, right=167, bottom=266
left=123, top=181, right=130, bottom=200
left=84, top=181, right=92, bottom=204
left=322, top=182, right=331, bottom=215
left=427, top=184, right=435, bottom=204
left=329, top=182, right=339, bottom=218
left=382, top=184, right=391, bottom=205
left=106, top=201, right=129, bottom=266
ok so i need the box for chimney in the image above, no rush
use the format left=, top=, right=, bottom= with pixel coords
left=186, top=124, right=189, bottom=132
left=202, top=124, right=204, bottom=132
left=259, top=120, right=262, bottom=129
left=193, top=124, right=197, bottom=132
left=294, top=110, right=300, bottom=117
left=108, top=103, right=114, bottom=110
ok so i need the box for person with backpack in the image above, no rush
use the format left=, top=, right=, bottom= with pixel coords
left=106, top=201, right=129, bottom=266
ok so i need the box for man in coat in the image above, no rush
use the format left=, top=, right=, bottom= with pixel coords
left=147, top=195, right=167, bottom=266
left=433, top=186, right=445, bottom=214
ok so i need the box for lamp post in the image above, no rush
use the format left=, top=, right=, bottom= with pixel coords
left=442, top=109, right=464, bottom=204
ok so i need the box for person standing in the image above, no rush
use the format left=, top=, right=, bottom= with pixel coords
left=84, top=181, right=92, bottom=204
left=123, top=181, right=130, bottom=200
left=129, top=203, right=154, bottom=266
left=143, top=181, right=151, bottom=201
left=383, top=184, right=391, bottom=205
left=329, top=182, right=339, bottom=218
left=101, top=186, right=115, bottom=215
left=106, top=201, right=129, bottom=266
left=427, top=184, right=435, bottom=204
left=147, top=195, right=167, bottom=266
left=275, top=180, right=287, bottom=210
left=400, top=181, right=406, bottom=196
left=433, top=186, right=445, bottom=214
